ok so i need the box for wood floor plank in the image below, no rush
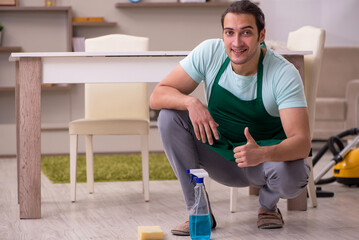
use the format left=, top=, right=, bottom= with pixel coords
left=1, top=145, right=359, bottom=239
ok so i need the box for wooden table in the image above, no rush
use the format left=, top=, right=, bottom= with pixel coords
left=10, top=51, right=310, bottom=219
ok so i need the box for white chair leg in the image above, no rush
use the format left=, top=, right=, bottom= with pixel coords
left=230, top=187, right=238, bottom=213
left=307, top=157, right=317, bottom=208
left=141, top=134, right=150, bottom=202
left=85, top=135, right=94, bottom=194
left=70, top=134, right=78, bottom=202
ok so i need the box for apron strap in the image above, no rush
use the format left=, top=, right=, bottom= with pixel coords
left=257, top=50, right=264, bottom=99
left=214, top=57, right=230, bottom=85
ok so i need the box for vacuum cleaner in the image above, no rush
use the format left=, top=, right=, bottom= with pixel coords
left=312, top=128, right=359, bottom=197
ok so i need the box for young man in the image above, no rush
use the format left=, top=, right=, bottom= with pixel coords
left=150, top=0, right=311, bottom=235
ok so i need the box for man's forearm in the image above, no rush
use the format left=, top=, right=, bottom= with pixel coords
left=262, top=135, right=311, bottom=162
left=150, top=85, right=197, bottom=111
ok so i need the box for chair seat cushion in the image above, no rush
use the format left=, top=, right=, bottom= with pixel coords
left=69, top=118, right=149, bottom=135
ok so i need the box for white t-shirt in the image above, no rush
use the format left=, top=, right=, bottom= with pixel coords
left=180, top=39, right=307, bottom=117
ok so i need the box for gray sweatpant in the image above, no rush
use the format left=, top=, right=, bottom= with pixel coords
left=157, top=109, right=310, bottom=211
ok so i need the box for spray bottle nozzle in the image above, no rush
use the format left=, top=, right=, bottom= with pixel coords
left=187, top=169, right=209, bottom=184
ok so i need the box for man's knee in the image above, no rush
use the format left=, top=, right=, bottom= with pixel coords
left=158, top=109, right=190, bottom=132
left=267, top=160, right=310, bottom=199
left=157, top=109, right=176, bottom=131
left=157, top=109, right=192, bottom=142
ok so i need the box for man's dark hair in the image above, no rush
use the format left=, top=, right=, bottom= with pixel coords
left=221, top=0, right=265, bottom=36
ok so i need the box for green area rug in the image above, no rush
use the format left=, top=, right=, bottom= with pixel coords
left=41, top=153, right=177, bottom=183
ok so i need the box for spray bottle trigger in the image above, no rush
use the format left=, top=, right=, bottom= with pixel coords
left=187, top=169, right=194, bottom=183
left=190, top=174, right=195, bottom=184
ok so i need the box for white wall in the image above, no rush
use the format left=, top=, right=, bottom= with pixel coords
left=19, top=0, right=359, bottom=49
left=1, top=0, right=358, bottom=155
left=260, top=0, right=359, bottom=46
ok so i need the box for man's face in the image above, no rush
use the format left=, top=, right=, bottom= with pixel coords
left=222, top=13, right=265, bottom=73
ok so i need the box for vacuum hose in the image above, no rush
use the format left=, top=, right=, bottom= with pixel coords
left=313, top=128, right=359, bottom=185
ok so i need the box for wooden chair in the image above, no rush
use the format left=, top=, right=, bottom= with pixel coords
left=229, top=26, right=326, bottom=212
left=287, top=26, right=326, bottom=208
left=69, top=34, right=150, bottom=202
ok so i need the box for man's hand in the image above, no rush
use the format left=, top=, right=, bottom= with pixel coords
left=187, top=98, right=219, bottom=145
left=234, top=127, right=263, bottom=167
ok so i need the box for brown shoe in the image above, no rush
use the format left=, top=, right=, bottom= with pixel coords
left=171, top=220, right=190, bottom=236
left=171, top=214, right=217, bottom=236
left=257, top=207, right=284, bottom=229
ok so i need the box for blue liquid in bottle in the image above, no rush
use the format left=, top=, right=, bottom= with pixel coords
left=189, top=214, right=211, bottom=240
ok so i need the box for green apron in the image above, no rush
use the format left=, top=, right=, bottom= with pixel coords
left=206, top=50, right=287, bottom=162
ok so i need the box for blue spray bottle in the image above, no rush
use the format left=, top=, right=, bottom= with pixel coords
left=187, top=169, right=211, bottom=240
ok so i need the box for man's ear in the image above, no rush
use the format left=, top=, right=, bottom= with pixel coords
left=259, top=28, right=266, bottom=43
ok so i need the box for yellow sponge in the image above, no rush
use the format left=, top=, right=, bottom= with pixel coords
left=138, top=226, right=163, bottom=240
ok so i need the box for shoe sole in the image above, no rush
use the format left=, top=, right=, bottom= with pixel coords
left=171, top=230, right=190, bottom=236
left=258, top=224, right=283, bottom=229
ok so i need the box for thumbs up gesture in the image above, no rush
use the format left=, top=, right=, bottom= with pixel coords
left=233, top=127, right=262, bottom=168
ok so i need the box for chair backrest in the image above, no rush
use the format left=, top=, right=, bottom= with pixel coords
left=84, top=34, right=150, bottom=120
left=287, top=26, right=326, bottom=139
left=317, top=47, right=359, bottom=98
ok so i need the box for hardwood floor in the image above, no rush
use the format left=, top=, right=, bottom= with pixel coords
left=1, top=145, right=359, bottom=240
